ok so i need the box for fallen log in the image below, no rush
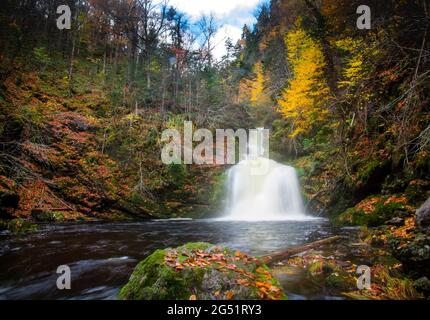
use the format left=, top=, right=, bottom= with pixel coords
left=32, top=207, right=74, bottom=213
left=260, top=236, right=342, bottom=265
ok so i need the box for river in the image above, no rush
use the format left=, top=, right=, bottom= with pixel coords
left=0, top=218, right=337, bottom=300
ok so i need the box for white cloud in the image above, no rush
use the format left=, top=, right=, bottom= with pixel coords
left=212, top=24, right=242, bottom=59
left=169, top=0, right=260, bottom=20
left=170, top=0, right=259, bottom=60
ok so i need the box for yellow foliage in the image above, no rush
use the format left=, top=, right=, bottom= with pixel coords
left=250, top=63, right=264, bottom=103
left=277, top=23, right=330, bottom=137
left=239, top=62, right=271, bottom=108
left=336, top=37, right=365, bottom=89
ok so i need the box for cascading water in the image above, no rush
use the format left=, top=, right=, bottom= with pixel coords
left=223, top=157, right=307, bottom=221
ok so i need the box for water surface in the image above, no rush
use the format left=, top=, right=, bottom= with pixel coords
left=0, top=219, right=335, bottom=300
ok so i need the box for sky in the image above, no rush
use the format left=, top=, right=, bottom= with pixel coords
left=169, top=0, right=263, bottom=59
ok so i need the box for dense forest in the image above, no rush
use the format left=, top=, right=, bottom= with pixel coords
left=0, top=0, right=430, bottom=300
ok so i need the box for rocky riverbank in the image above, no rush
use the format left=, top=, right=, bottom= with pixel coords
left=119, top=197, right=430, bottom=301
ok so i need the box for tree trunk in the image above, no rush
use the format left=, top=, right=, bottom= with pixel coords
left=260, top=236, right=342, bottom=264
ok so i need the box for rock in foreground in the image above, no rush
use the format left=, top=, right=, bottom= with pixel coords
left=119, top=242, right=286, bottom=300
left=416, top=197, right=430, bottom=231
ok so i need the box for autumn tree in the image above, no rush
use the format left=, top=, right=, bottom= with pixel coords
left=277, top=21, right=330, bottom=138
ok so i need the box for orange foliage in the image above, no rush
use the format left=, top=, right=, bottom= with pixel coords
left=164, top=247, right=284, bottom=300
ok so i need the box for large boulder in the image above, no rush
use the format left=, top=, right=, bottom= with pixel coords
left=333, top=195, right=412, bottom=227
left=119, top=242, right=286, bottom=300
left=416, top=198, right=430, bottom=231
left=391, top=234, right=430, bottom=278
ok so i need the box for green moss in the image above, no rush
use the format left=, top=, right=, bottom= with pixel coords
left=334, top=207, right=381, bottom=226
left=372, top=201, right=406, bottom=219
left=308, top=261, right=324, bottom=275
left=374, top=254, right=401, bottom=268
left=119, top=249, right=175, bottom=300
left=7, top=218, right=38, bottom=234
left=31, top=210, right=65, bottom=222
left=333, top=195, right=410, bottom=227
left=210, top=172, right=227, bottom=209
left=306, top=259, right=355, bottom=291
left=325, top=273, right=355, bottom=290
left=119, top=243, right=218, bottom=300
left=358, top=160, right=382, bottom=184
left=391, top=235, right=430, bottom=276
left=167, top=164, right=187, bottom=188
left=119, top=243, right=286, bottom=300
left=414, top=151, right=430, bottom=174
left=405, top=179, right=430, bottom=204
left=180, top=242, right=213, bottom=251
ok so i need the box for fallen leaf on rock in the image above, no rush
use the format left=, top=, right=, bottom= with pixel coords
left=269, top=285, right=280, bottom=293
left=226, top=291, right=234, bottom=300
left=226, top=264, right=237, bottom=270
left=237, top=279, right=251, bottom=286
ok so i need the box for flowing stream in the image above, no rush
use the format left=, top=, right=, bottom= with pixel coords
left=0, top=219, right=335, bottom=300
left=0, top=153, right=337, bottom=299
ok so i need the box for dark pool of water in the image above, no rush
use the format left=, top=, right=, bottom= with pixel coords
left=0, top=218, right=336, bottom=300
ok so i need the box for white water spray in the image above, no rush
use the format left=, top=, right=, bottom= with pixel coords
left=224, top=158, right=307, bottom=221
left=222, top=130, right=308, bottom=221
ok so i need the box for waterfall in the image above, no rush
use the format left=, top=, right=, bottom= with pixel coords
left=223, top=157, right=307, bottom=221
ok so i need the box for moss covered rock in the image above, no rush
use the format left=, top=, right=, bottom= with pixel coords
left=31, top=209, right=65, bottom=222
left=416, top=197, right=430, bottom=231
left=333, top=195, right=413, bottom=227
left=119, top=242, right=287, bottom=300
left=391, top=235, right=430, bottom=277
left=306, top=259, right=356, bottom=291
left=6, top=218, right=38, bottom=234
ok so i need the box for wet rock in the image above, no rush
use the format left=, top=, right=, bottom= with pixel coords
left=386, top=217, right=404, bottom=226
left=416, top=198, right=430, bottom=231
left=392, top=235, right=430, bottom=277
left=333, top=195, right=410, bottom=227
left=119, top=242, right=286, bottom=300
left=325, top=272, right=356, bottom=291
left=413, top=277, right=430, bottom=294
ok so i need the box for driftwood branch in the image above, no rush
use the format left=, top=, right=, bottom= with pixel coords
left=32, top=208, right=74, bottom=213
left=260, top=236, right=342, bottom=265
